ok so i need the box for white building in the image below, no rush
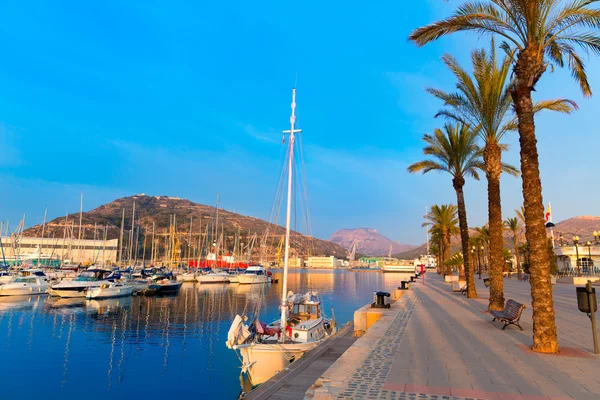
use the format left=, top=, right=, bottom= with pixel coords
left=554, top=244, right=599, bottom=275
left=0, top=236, right=119, bottom=265
left=306, top=256, right=343, bottom=268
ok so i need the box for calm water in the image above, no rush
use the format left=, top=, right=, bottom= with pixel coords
left=0, top=269, right=409, bottom=399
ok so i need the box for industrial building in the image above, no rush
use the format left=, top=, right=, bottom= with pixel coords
left=306, top=256, right=343, bottom=268
left=0, top=236, right=119, bottom=265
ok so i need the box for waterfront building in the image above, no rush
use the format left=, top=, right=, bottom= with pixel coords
left=306, top=256, right=343, bottom=268
left=0, top=236, right=118, bottom=265
left=554, top=244, right=599, bottom=276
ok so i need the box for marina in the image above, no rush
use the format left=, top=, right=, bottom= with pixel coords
left=0, top=269, right=411, bottom=399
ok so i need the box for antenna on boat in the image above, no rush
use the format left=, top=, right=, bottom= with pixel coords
left=280, top=88, right=302, bottom=341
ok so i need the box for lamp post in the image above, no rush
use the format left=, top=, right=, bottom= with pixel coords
left=481, top=245, right=485, bottom=276
left=586, top=241, right=593, bottom=276
left=559, top=233, right=564, bottom=247
left=573, top=236, right=580, bottom=276
left=594, top=231, right=600, bottom=244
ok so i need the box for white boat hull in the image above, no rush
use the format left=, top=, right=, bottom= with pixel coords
left=228, top=275, right=239, bottom=283
left=180, top=273, right=197, bottom=282
left=0, top=285, right=49, bottom=296
left=197, top=274, right=229, bottom=284
left=86, top=285, right=134, bottom=299
left=237, top=274, right=271, bottom=285
left=234, top=340, right=321, bottom=385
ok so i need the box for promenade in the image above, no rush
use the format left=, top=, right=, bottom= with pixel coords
left=311, top=273, right=600, bottom=400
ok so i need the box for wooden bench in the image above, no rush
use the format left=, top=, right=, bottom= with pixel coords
left=490, top=299, right=526, bottom=331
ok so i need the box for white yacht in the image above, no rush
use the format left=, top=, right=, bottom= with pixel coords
left=86, top=282, right=134, bottom=299
left=197, top=271, right=230, bottom=284
left=179, top=271, right=197, bottom=282
left=48, top=268, right=117, bottom=298
left=0, top=269, right=51, bottom=296
left=0, top=270, right=13, bottom=285
left=237, top=265, right=271, bottom=285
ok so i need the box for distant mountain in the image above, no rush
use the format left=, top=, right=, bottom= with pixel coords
left=22, top=194, right=348, bottom=259
left=553, top=216, right=600, bottom=243
left=329, top=228, right=416, bottom=257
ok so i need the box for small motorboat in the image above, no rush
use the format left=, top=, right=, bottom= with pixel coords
left=0, top=269, right=51, bottom=296
left=86, top=282, right=134, bottom=299
left=0, top=270, right=14, bottom=285
left=48, top=268, right=119, bottom=298
left=146, top=274, right=183, bottom=295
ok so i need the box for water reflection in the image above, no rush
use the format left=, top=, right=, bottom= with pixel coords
left=0, top=270, right=409, bottom=399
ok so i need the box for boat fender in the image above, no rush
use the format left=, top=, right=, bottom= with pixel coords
left=286, top=325, right=292, bottom=337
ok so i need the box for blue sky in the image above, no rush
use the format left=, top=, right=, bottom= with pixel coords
left=1, top=1, right=599, bottom=244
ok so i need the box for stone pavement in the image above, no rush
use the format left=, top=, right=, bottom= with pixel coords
left=310, top=273, right=600, bottom=400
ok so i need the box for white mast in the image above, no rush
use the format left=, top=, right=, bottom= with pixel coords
left=78, top=193, right=83, bottom=263
left=39, top=207, right=47, bottom=266
left=118, top=209, right=125, bottom=266
left=280, top=88, right=302, bottom=339
left=129, top=200, right=136, bottom=264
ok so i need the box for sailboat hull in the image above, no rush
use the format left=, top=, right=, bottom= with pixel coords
left=234, top=340, right=321, bottom=385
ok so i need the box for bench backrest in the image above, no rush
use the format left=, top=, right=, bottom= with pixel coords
left=504, top=299, right=525, bottom=319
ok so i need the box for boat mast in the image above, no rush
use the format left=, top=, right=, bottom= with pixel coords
left=78, top=193, right=83, bottom=263
left=118, top=208, right=125, bottom=267
left=129, top=200, right=136, bottom=264
left=39, top=207, right=47, bottom=267
left=280, top=87, right=301, bottom=339
left=151, top=220, right=155, bottom=266
left=61, top=211, right=68, bottom=264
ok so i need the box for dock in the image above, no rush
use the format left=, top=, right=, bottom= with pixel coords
left=244, top=323, right=356, bottom=400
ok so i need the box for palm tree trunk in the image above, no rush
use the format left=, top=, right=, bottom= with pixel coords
left=485, top=142, right=505, bottom=311
left=514, top=234, right=521, bottom=280
left=512, top=65, right=558, bottom=353
left=444, top=234, right=451, bottom=276
left=453, top=177, right=476, bottom=298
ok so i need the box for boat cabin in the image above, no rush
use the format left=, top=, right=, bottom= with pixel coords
left=243, top=265, right=266, bottom=275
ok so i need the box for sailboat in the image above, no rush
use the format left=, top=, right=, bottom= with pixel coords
left=226, top=88, right=336, bottom=386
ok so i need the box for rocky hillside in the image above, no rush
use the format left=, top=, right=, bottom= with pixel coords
left=23, top=194, right=348, bottom=259
left=553, top=216, right=600, bottom=243
left=329, top=228, right=416, bottom=257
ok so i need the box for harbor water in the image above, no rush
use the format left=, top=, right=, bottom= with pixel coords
left=0, top=269, right=411, bottom=399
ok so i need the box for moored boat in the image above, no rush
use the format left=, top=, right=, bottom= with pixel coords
left=0, top=269, right=51, bottom=296
left=197, top=271, right=230, bottom=284
left=237, top=265, right=271, bottom=285
left=48, top=268, right=118, bottom=298
left=86, top=282, right=134, bottom=299
left=146, top=274, right=183, bottom=295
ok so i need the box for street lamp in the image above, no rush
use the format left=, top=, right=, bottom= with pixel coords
left=573, top=236, right=581, bottom=276
left=481, top=245, right=485, bottom=275
left=586, top=241, right=593, bottom=276
left=594, top=231, right=600, bottom=244
left=559, top=233, right=564, bottom=247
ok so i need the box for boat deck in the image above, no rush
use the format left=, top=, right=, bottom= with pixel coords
left=244, top=323, right=355, bottom=400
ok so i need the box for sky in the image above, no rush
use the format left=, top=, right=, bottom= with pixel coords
left=1, top=1, right=599, bottom=245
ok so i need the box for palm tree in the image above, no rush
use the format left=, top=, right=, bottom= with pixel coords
left=409, top=123, right=483, bottom=297
left=427, top=40, right=574, bottom=311
left=425, top=204, right=459, bottom=276
left=408, top=0, right=600, bottom=355
left=505, top=217, right=523, bottom=280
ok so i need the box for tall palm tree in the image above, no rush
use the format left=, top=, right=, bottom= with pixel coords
left=428, top=40, right=574, bottom=311
left=408, top=0, right=600, bottom=354
left=505, top=217, right=523, bottom=280
left=409, top=123, right=483, bottom=297
left=425, top=204, right=459, bottom=276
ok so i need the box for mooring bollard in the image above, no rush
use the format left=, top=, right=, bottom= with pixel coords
left=399, top=281, right=408, bottom=290
left=576, top=280, right=598, bottom=354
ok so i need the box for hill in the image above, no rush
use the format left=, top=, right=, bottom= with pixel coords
left=329, top=228, right=416, bottom=257
left=553, top=216, right=600, bottom=243
left=22, top=194, right=348, bottom=260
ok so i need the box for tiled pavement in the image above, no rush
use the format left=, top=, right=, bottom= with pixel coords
left=312, top=274, right=600, bottom=400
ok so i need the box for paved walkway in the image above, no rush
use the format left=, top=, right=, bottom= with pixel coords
left=312, top=273, right=600, bottom=400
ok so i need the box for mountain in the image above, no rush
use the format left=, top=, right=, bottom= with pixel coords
left=329, top=228, right=416, bottom=257
left=553, top=216, right=600, bottom=243
left=22, top=194, right=348, bottom=259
